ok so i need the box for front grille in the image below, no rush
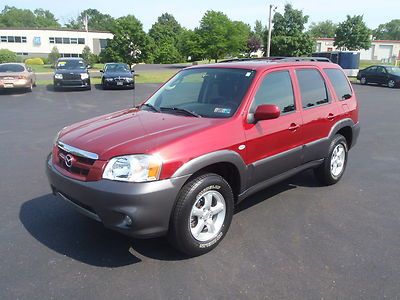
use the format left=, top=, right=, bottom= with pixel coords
left=57, top=147, right=96, bottom=178
left=63, top=73, right=82, bottom=80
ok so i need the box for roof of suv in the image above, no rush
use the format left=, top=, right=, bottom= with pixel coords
left=188, top=60, right=338, bottom=72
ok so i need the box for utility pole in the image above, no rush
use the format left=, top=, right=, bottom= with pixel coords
left=266, top=4, right=276, bottom=57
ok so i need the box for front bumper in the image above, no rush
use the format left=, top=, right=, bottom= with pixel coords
left=46, top=155, right=190, bottom=238
left=54, top=78, right=90, bottom=89
left=103, top=79, right=135, bottom=88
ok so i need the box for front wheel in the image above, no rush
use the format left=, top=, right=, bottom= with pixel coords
left=314, top=134, right=348, bottom=186
left=360, top=77, right=367, bottom=85
left=168, top=173, right=234, bottom=256
left=388, top=79, right=396, bottom=88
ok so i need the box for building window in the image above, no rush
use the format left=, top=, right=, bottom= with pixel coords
left=62, top=37, right=70, bottom=44
left=7, top=36, right=15, bottom=43
left=61, top=53, right=82, bottom=58
left=16, top=52, right=28, bottom=56
left=0, top=36, right=6, bottom=42
left=78, top=38, right=85, bottom=44
left=49, top=37, right=55, bottom=44
left=22, top=36, right=27, bottom=43
left=55, top=37, right=62, bottom=44
left=70, top=38, right=78, bottom=44
left=0, top=36, right=26, bottom=43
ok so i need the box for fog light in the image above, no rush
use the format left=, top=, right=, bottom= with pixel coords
left=123, top=215, right=132, bottom=226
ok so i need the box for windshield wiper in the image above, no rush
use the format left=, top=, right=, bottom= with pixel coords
left=141, top=103, right=161, bottom=113
left=160, top=107, right=201, bottom=118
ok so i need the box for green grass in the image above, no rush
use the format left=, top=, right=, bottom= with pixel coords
left=29, top=64, right=54, bottom=73
left=359, top=60, right=396, bottom=70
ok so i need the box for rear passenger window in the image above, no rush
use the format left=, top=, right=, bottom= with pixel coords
left=296, top=69, right=329, bottom=108
left=250, top=71, right=295, bottom=114
left=324, top=68, right=352, bottom=100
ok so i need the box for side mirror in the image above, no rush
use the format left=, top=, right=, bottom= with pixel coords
left=254, top=104, right=280, bottom=122
left=87, top=65, right=92, bottom=69
left=100, top=69, right=103, bottom=73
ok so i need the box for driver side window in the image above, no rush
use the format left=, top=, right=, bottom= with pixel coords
left=250, top=70, right=295, bottom=114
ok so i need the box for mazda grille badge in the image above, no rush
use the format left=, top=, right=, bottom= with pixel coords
left=65, top=154, right=73, bottom=168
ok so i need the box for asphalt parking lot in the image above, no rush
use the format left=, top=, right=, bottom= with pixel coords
left=0, top=83, right=399, bottom=299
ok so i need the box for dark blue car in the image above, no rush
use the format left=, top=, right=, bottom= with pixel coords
left=357, top=65, right=400, bottom=88
left=100, top=63, right=135, bottom=90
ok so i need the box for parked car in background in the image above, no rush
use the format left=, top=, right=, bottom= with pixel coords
left=100, top=63, right=135, bottom=89
left=53, top=58, right=91, bottom=91
left=47, top=59, right=359, bottom=256
left=357, top=65, right=400, bottom=88
left=0, top=63, right=36, bottom=92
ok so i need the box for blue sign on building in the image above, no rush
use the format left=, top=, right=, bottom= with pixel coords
left=33, top=37, right=41, bottom=46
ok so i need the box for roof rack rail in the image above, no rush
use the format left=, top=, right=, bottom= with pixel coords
left=219, top=56, right=331, bottom=63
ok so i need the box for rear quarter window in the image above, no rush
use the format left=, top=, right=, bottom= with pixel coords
left=324, top=68, right=352, bottom=101
left=296, top=69, right=329, bottom=109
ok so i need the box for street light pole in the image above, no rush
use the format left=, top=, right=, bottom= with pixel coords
left=266, top=4, right=276, bottom=57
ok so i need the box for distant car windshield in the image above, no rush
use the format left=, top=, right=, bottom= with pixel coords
left=0, top=64, right=25, bottom=72
left=105, top=63, right=130, bottom=72
left=143, top=68, right=256, bottom=118
left=56, top=60, right=86, bottom=70
left=386, top=66, right=400, bottom=75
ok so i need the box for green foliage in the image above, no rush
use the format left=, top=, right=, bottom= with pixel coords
left=0, top=49, right=17, bottom=63
left=308, top=20, right=337, bottom=38
left=100, top=15, right=151, bottom=65
left=149, top=13, right=183, bottom=64
left=198, top=11, right=250, bottom=62
left=48, top=46, right=60, bottom=66
left=267, top=4, right=315, bottom=56
left=65, top=9, right=115, bottom=31
left=0, top=6, right=60, bottom=28
left=253, top=20, right=266, bottom=43
left=81, top=46, right=99, bottom=65
left=25, top=57, right=44, bottom=65
left=177, top=29, right=204, bottom=61
left=334, top=15, right=371, bottom=50
left=373, top=19, right=400, bottom=40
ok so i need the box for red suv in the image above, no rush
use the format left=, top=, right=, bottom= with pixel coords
left=46, top=60, right=360, bottom=256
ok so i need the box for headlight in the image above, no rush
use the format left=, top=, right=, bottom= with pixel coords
left=81, top=73, right=89, bottom=80
left=102, top=155, right=162, bottom=182
left=125, top=77, right=133, bottom=81
left=54, top=74, right=63, bottom=80
left=105, top=77, right=114, bottom=81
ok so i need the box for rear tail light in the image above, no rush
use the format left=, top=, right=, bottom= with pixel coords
left=18, top=75, right=27, bottom=80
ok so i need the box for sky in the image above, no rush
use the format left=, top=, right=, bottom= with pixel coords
left=2, top=0, right=399, bottom=31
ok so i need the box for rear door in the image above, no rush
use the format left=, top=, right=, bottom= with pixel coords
left=376, top=66, right=389, bottom=85
left=293, top=67, right=340, bottom=163
left=244, top=68, right=303, bottom=186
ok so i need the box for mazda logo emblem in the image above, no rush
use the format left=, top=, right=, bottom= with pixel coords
left=65, top=154, right=73, bottom=168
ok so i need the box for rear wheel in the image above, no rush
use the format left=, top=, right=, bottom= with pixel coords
left=314, top=134, right=348, bottom=186
left=360, top=77, right=367, bottom=85
left=168, top=173, right=234, bottom=256
left=26, top=81, right=33, bottom=93
left=388, top=79, right=396, bottom=88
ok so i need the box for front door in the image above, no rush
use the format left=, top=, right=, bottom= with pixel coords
left=244, top=68, right=303, bottom=186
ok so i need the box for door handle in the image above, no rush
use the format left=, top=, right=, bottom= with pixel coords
left=327, top=113, right=335, bottom=120
left=288, top=123, right=300, bottom=131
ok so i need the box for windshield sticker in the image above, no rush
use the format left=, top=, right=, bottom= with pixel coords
left=57, top=62, right=66, bottom=66
left=214, top=108, right=231, bottom=114
left=245, top=72, right=252, bottom=77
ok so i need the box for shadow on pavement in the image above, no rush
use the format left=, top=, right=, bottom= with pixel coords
left=20, top=170, right=318, bottom=266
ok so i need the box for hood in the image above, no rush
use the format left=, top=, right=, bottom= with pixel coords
left=103, top=71, right=132, bottom=78
left=59, top=109, right=221, bottom=160
left=55, top=69, right=88, bottom=74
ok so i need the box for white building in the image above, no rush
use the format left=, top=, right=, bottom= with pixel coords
left=316, top=38, right=400, bottom=61
left=0, top=28, right=113, bottom=58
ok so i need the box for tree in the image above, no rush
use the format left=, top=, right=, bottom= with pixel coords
left=66, top=9, right=115, bottom=31
left=33, top=9, right=60, bottom=28
left=247, top=35, right=262, bottom=56
left=0, top=6, right=61, bottom=28
left=0, top=49, right=17, bottom=63
left=81, top=46, right=97, bottom=65
left=198, top=11, right=249, bottom=62
left=101, top=15, right=151, bottom=65
left=149, top=13, right=183, bottom=63
left=267, top=4, right=315, bottom=56
left=308, top=20, right=337, bottom=38
left=334, top=15, right=371, bottom=50
left=177, top=29, right=204, bottom=61
left=254, top=20, right=266, bottom=43
left=373, top=19, right=400, bottom=40
left=48, top=46, right=60, bottom=66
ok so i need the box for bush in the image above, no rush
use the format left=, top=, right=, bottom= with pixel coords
left=48, top=46, right=61, bottom=67
left=25, top=57, right=44, bottom=65
left=0, top=49, right=18, bottom=63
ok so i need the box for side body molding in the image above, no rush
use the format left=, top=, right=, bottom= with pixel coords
left=172, top=150, right=248, bottom=193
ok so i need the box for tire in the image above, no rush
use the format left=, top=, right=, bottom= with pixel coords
left=360, top=77, right=367, bottom=85
left=168, top=173, right=234, bottom=256
left=26, top=82, right=33, bottom=93
left=314, top=134, right=348, bottom=186
left=388, top=79, right=396, bottom=88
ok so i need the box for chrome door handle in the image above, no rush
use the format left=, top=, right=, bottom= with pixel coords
left=327, top=113, right=335, bottom=120
left=288, top=123, right=300, bottom=131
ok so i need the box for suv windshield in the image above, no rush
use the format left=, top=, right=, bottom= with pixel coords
left=143, top=68, right=255, bottom=118
left=56, top=60, right=86, bottom=70
left=0, top=64, right=25, bottom=72
left=105, top=63, right=130, bottom=72
left=386, top=66, right=400, bottom=75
